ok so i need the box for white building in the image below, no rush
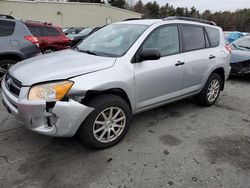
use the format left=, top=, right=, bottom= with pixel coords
left=0, top=0, right=142, bottom=27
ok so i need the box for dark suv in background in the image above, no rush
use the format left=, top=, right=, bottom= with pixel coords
left=0, top=16, right=40, bottom=80
left=25, top=21, right=70, bottom=54
left=67, top=27, right=101, bottom=47
left=63, top=27, right=84, bottom=35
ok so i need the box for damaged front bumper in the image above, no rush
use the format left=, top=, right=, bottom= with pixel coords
left=230, top=60, right=250, bottom=76
left=1, top=77, right=94, bottom=137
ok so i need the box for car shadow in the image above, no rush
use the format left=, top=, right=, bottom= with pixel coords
left=228, top=74, right=250, bottom=82
left=2, top=96, right=219, bottom=187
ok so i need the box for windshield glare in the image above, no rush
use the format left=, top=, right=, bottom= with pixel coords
left=77, top=24, right=148, bottom=57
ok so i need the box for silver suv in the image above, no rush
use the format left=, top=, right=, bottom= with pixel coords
left=1, top=17, right=231, bottom=149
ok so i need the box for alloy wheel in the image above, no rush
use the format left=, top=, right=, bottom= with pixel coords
left=207, top=79, right=220, bottom=103
left=93, top=107, right=126, bottom=143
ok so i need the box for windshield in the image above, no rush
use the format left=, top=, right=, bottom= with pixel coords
left=231, top=37, right=250, bottom=51
left=77, top=24, right=148, bottom=57
left=79, top=27, right=94, bottom=35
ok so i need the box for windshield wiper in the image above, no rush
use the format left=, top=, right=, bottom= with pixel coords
left=232, top=43, right=239, bottom=49
left=74, top=47, right=117, bottom=57
left=84, top=50, right=98, bottom=55
left=239, top=45, right=250, bottom=50
left=79, top=49, right=98, bottom=56
left=74, top=46, right=98, bottom=55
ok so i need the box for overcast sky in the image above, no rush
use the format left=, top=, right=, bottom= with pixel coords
left=141, top=0, right=250, bottom=12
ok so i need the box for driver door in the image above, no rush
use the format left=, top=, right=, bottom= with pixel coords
left=134, top=25, right=185, bottom=110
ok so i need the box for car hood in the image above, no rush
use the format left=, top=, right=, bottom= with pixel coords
left=9, top=49, right=116, bottom=86
left=231, top=50, right=250, bottom=64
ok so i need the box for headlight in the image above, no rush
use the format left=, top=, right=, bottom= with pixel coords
left=28, top=81, right=73, bottom=101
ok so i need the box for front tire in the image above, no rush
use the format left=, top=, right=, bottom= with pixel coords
left=79, top=94, right=132, bottom=149
left=196, top=73, right=222, bottom=106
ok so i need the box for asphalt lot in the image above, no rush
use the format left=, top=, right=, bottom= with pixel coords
left=0, top=76, right=250, bottom=188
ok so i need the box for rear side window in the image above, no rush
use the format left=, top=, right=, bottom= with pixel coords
left=206, top=27, right=220, bottom=47
left=44, top=27, right=60, bottom=36
left=0, top=20, right=15, bottom=37
left=27, top=26, right=44, bottom=36
left=181, top=25, right=205, bottom=52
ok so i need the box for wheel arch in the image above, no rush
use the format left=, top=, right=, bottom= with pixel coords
left=0, top=53, right=23, bottom=62
left=82, top=88, right=133, bottom=112
left=42, top=46, right=56, bottom=53
left=211, top=67, right=225, bottom=91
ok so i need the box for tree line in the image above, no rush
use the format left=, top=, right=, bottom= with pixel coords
left=68, top=0, right=250, bottom=32
left=131, top=0, right=250, bottom=32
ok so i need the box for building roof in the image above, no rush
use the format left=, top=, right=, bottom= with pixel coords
left=2, top=0, right=142, bottom=16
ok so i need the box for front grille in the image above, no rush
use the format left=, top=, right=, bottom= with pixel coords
left=5, top=73, right=22, bottom=97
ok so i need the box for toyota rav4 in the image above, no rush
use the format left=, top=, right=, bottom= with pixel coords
left=1, top=17, right=231, bottom=149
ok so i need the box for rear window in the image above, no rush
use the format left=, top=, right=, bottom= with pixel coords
left=206, top=27, right=220, bottom=47
left=182, top=25, right=206, bottom=52
left=44, top=27, right=60, bottom=36
left=27, top=26, right=44, bottom=36
left=0, top=20, right=15, bottom=37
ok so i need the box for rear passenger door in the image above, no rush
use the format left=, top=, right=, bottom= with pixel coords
left=205, top=27, right=222, bottom=66
left=43, top=27, right=61, bottom=46
left=181, top=25, right=216, bottom=90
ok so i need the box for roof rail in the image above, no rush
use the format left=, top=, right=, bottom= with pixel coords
left=0, top=14, right=15, bottom=20
left=163, top=16, right=217, bottom=26
left=123, top=18, right=143, bottom=21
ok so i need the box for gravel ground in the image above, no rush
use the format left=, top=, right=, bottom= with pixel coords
left=0, top=76, right=250, bottom=188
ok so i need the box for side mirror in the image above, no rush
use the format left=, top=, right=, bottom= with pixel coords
left=140, top=48, right=161, bottom=61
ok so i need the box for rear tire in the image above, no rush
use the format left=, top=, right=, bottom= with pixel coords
left=0, top=59, right=16, bottom=80
left=196, top=73, right=222, bottom=106
left=79, top=94, right=132, bottom=149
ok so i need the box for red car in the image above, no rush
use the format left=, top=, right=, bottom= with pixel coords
left=25, top=20, right=69, bottom=54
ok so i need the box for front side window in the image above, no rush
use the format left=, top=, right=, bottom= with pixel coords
left=182, top=25, right=206, bottom=52
left=0, top=20, right=15, bottom=37
left=142, top=25, right=180, bottom=56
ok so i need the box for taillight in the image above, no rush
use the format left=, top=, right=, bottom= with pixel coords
left=62, top=38, right=69, bottom=42
left=24, top=36, right=39, bottom=47
left=62, top=38, right=69, bottom=43
left=225, top=45, right=232, bottom=53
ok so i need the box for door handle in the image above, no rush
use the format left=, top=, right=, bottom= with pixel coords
left=209, top=55, right=216, bottom=59
left=175, top=61, right=185, bottom=66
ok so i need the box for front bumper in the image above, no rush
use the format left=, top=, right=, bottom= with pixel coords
left=1, top=77, right=94, bottom=137
left=230, top=61, right=250, bottom=76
